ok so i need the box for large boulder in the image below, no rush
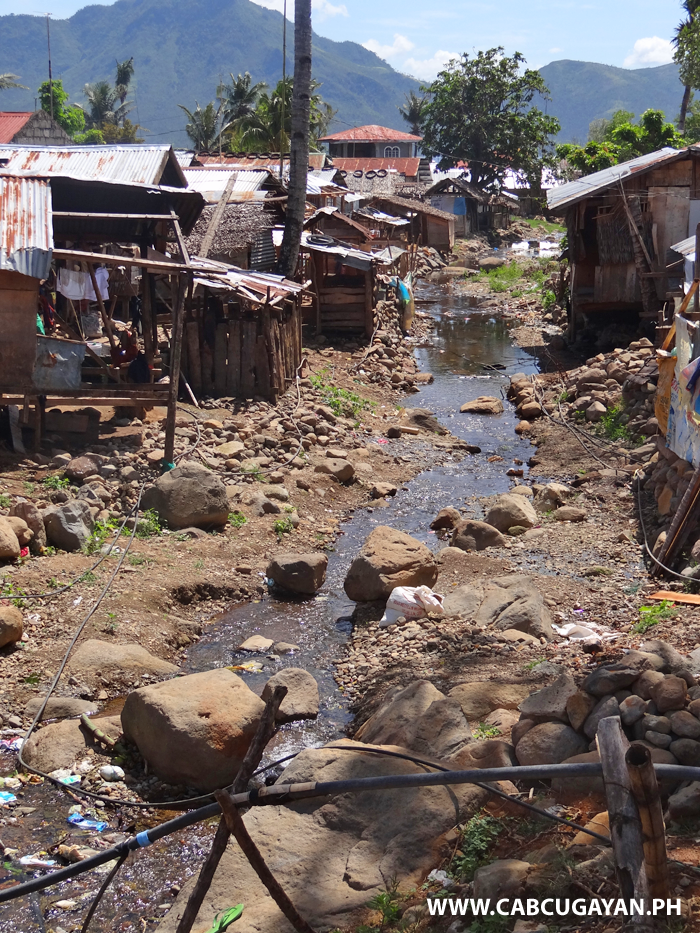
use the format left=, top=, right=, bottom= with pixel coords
left=442, top=583, right=484, bottom=619
left=64, top=455, right=100, bottom=483
left=267, top=553, right=327, bottom=595
left=25, top=696, right=97, bottom=721
left=451, top=519, right=506, bottom=551
left=142, top=462, right=229, bottom=529
left=261, top=668, right=320, bottom=723
left=66, top=639, right=177, bottom=688
left=518, top=673, right=578, bottom=723
left=449, top=682, right=532, bottom=721
left=121, top=669, right=266, bottom=791
left=5, top=516, right=32, bottom=547
left=22, top=715, right=122, bottom=772
left=485, top=495, right=538, bottom=532
left=0, top=606, right=23, bottom=648
left=475, top=575, right=553, bottom=639
left=515, top=722, right=588, bottom=765
left=344, top=526, right=438, bottom=602
left=314, top=459, right=355, bottom=483
left=158, top=740, right=488, bottom=933
left=355, top=681, right=473, bottom=759
left=401, top=408, right=449, bottom=435
left=460, top=396, right=504, bottom=415
left=43, top=500, right=94, bottom=551
left=0, top=518, right=20, bottom=560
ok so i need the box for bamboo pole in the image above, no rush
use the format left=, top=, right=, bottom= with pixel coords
left=174, top=685, right=288, bottom=933
left=86, top=263, right=118, bottom=352
left=163, top=274, right=190, bottom=469
left=626, top=744, right=670, bottom=900
left=215, top=790, right=318, bottom=933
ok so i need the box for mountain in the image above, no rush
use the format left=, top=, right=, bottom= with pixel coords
left=539, top=60, right=687, bottom=143
left=0, top=0, right=419, bottom=147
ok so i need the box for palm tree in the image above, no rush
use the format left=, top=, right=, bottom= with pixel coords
left=278, top=0, right=312, bottom=277
left=115, top=57, right=134, bottom=106
left=179, top=101, right=229, bottom=151
left=237, top=78, right=292, bottom=151
left=0, top=73, right=27, bottom=91
left=217, top=72, right=267, bottom=126
left=398, top=89, right=428, bottom=136
left=82, top=79, right=134, bottom=129
left=673, top=0, right=700, bottom=134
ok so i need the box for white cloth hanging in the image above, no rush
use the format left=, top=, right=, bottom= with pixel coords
left=57, top=267, right=109, bottom=301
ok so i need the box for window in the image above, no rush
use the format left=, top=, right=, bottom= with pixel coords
left=384, top=146, right=400, bottom=158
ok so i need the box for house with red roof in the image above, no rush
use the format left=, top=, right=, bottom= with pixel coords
left=318, top=125, right=429, bottom=192
left=0, top=111, right=71, bottom=146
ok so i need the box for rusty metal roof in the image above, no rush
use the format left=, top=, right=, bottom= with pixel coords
left=0, top=144, right=187, bottom=188
left=0, top=113, right=34, bottom=145
left=547, top=147, right=685, bottom=211
left=0, top=173, right=53, bottom=279
left=319, top=125, right=421, bottom=142
left=184, top=167, right=272, bottom=202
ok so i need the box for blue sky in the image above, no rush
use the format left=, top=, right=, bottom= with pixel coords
left=1, top=0, right=683, bottom=80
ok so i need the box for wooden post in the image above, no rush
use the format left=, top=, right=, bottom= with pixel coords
left=625, top=743, right=670, bottom=900
left=86, top=263, right=118, bottom=352
left=199, top=174, right=236, bottom=260
left=215, top=790, right=318, bottom=933
left=174, top=686, right=287, bottom=933
left=140, top=250, right=155, bottom=378
left=597, top=717, right=651, bottom=925
left=163, top=274, right=189, bottom=469
left=694, top=223, right=700, bottom=317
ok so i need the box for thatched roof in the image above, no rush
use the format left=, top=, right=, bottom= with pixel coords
left=186, top=201, right=282, bottom=257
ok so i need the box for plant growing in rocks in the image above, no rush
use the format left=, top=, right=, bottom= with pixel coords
left=632, top=599, right=677, bottom=633
left=451, top=812, right=505, bottom=881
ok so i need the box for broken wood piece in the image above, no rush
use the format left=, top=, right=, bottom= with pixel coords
left=215, top=789, right=318, bottom=933
left=174, top=685, right=288, bottom=933
left=625, top=743, right=669, bottom=900
left=646, top=590, right=700, bottom=605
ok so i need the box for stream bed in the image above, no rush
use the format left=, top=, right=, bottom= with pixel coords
left=0, top=280, right=540, bottom=932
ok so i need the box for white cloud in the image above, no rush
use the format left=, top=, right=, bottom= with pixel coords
left=549, top=47, right=562, bottom=53
left=248, top=0, right=347, bottom=18
left=403, top=49, right=459, bottom=81
left=363, top=34, right=415, bottom=60
left=623, top=36, right=674, bottom=68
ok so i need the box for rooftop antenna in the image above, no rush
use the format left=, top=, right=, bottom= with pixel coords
left=36, top=13, right=54, bottom=119
left=280, top=0, right=286, bottom=182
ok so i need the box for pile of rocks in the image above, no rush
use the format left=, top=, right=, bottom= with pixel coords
left=641, top=434, right=697, bottom=525
left=412, top=246, right=448, bottom=278
left=511, top=640, right=700, bottom=774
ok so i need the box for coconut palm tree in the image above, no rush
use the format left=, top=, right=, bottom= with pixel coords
left=82, top=79, right=134, bottom=129
left=217, top=72, right=267, bottom=126
left=673, top=0, right=700, bottom=134
left=278, top=0, right=312, bottom=277
left=0, top=73, right=27, bottom=91
left=398, top=89, right=428, bottom=136
left=115, top=57, right=134, bottom=106
left=179, top=101, right=229, bottom=151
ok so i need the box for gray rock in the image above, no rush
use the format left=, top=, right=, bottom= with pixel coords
left=451, top=519, right=506, bottom=551
left=262, top=668, right=320, bottom=723
left=632, top=670, right=666, bottom=700
left=645, top=730, right=672, bottom=748
left=449, top=682, right=532, bottom=721
left=650, top=675, right=687, bottom=713
left=314, top=459, right=355, bottom=482
left=43, top=499, right=94, bottom=551
left=621, top=650, right=665, bottom=672
left=532, top=483, right=571, bottom=513
left=551, top=751, right=605, bottom=802
left=553, top=506, right=587, bottom=522
left=583, top=696, right=620, bottom=739
left=267, top=553, right=327, bottom=595
left=141, top=461, right=229, bottom=529
left=581, top=665, right=638, bottom=697
left=641, top=714, right=672, bottom=735
left=667, top=781, right=700, bottom=820
left=25, top=696, right=97, bottom=721
left=619, top=695, right=646, bottom=726
left=9, top=500, right=47, bottom=553
left=669, top=710, right=700, bottom=739
left=442, top=584, right=484, bottom=619
left=515, top=722, right=588, bottom=765
left=485, top=495, right=537, bottom=533
left=265, top=485, right=290, bottom=502
left=518, top=673, right=578, bottom=723
left=239, top=635, right=274, bottom=652
left=246, top=493, right=281, bottom=516
left=64, top=455, right=100, bottom=483
left=475, top=576, right=553, bottom=640
left=669, top=738, right=700, bottom=766
left=640, top=639, right=688, bottom=674
left=566, top=691, right=596, bottom=731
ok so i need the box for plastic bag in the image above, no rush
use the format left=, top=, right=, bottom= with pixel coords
left=380, top=585, right=445, bottom=627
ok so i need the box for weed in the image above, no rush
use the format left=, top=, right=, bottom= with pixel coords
left=229, top=511, right=247, bottom=529
left=194, top=558, right=204, bottom=570
left=48, top=577, right=58, bottom=589
left=542, top=289, right=557, bottom=311
left=85, top=517, right=120, bottom=555
left=452, top=812, right=504, bottom=881
left=467, top=916, right=510, bottom=933
left=0, top=580, right=26, bottom=608
left=135, top=509, right=162, bottom=538
left=309, top=369, right=374, bottom=418
left=0, top=494, right=10, bottom=509
left=22, top=673, right=41, bottom=685
left=473, top=723, right=502, bottom=740
left=523, top=657, right=545, bottom=671
left=359, top=879, right=402, bottom=932
left=128, top=554, right=145, bottom=566
left=42, top=545, right=56, bottom=557
left=22, top=482, right=35, bottom=495
left=597, top=404, right=632, bottom=443
left=555, top=390, right=569, bottom=404
left=42, top=475, right=70, bottom=490
left=80, top=570, right=97, bottom=584
left=273, top=515, right=294, bottom=537
left=581, top=565, right=613, bottom=577
left=633, top=599, right=676, bottom=634
left=240, top=463, right=265, bottom=482
left=475, top=262, right=523, bottom=293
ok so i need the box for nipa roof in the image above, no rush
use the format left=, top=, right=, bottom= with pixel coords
left=371, top=193, right=455, bottom=221
left=424, top=175, right=512, bottom=208
left=185, top=201, right=282, bottom=256
left=320, top=125, right=422, bottom=143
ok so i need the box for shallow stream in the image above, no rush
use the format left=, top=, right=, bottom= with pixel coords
left=0, top=280, right=540, bottom=931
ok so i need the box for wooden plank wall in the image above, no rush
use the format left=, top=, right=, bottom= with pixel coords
left=182, top=296, right=301, bottom=400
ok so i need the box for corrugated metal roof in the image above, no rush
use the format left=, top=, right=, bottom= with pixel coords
left=332, top=157, right=421, bottom=177
left=547, top=147, right=683, bottom=211
left=320, top=125, right=421, bottom=142
left=671, top=235, right=695, bottom=257
left=174, top=150, right=195, bottom=168
left=0, top=113, right=33, bottom=145
left=184, top=168, right=271, bottom=202
left=196, top=154, right=288, bottom=171
left=0, top=144, right=183, bottom=187
left=0, top=173, right=53, bottom=279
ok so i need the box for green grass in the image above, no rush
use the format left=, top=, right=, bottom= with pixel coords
left=358, top=879, right=403, bottom=933
left=0, top=580, right=26, bottom=608
left=310, top=368, right=374, bottom=418
left=542, top=288, right=557, bottom=310
left=633, top=599, right=676, bottom=634
left=273, top=515, right=294, bottom=536
left=85, top=517, right=120, bottom=555
left=475, top=261, right=523, bottom=292
left=42, top=475, right=70, bottom=490
left=80, top=570, right=97, bottom=584
left=0, top=494, right=11, bottom=509
left=135, top=509, right=162, bottom=538
left=452, top=812, right=505, bottom=881
left=194, top=558, right=204, bottom=570
left=523, top=657, right=545, bottom=671
left=22, top=482, right=35, bottom=495
left=473, top=723, right=502, bottom=740
left=128, top=554, right=145, bottom=566
left=596, top=404, right=632, bottom=443
left=22, top=673, right=41, bottom=685
left=229, top=511, right=247, bottom=529
left=240, top=463, right=265, bottom=482
left=519, top=216, right=565, bottom=235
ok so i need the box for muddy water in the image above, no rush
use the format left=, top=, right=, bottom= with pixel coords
left=0, top=280, right=540, bottom=932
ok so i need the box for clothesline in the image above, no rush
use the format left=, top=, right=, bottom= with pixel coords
left=57, top=267, right=109, bottom=303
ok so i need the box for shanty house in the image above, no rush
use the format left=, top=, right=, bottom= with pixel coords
left=547, top=147, right=700, bottom=339
left=368, top=194, right=455, bottom=251
left=424, top=176, right=516, bottom=235
left=0, top=111, right=71, bottom=146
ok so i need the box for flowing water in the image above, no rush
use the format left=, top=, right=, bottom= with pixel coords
left=0, top=280, right=541, bottom=931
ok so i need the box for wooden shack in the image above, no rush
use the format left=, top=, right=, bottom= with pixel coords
left=302, top=234, right=378, bottom=336
left=368, top=194, right=455, bottom=251
left=304, top=207, right=374, bottom=247
left=547, top=146, right=700, bottom=340
left=424, top=176, right=515, bottom=235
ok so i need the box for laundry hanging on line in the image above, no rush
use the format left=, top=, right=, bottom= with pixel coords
left=57, top=267, right=109, bottom=302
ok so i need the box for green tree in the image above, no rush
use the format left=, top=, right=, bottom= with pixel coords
left=38, top=79, right=85, bottom=137
left=673, top=0, right=700, bottom=134
left=115, top=57, right=134, bottom=106
left=233, top=77, right=333, bottom=152
left=179, top=101, right=227, bottom=150
left=217, top=72, right=267, bottom=126
left=398, top=89, right=428, bottom=136
left=683, top=92, right=700, bottom=141
left=420, top=48, right=560, bottom=188
left=0, top=73, right=27, bottom=91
